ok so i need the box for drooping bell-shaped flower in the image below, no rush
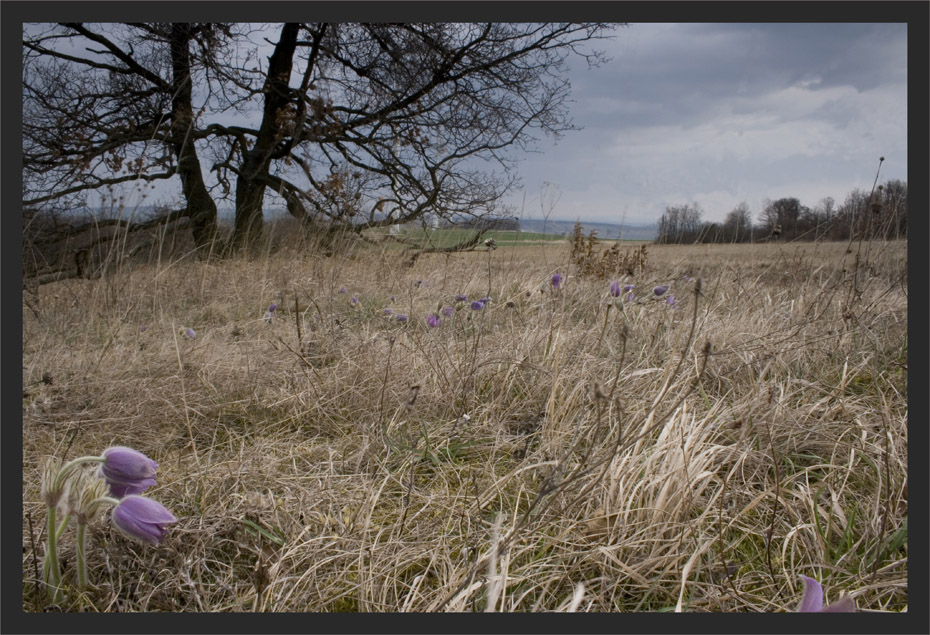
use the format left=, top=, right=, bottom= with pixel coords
left=427, top=314, right=441, bottom=328
left=470, top=300, right=485, bottom=311
left=551, top=273, right=564, bottom=289
left=111, top=495, right=178, bottom=545
left=653, top=285, right=669, bottom=296
left=796, top=575, right=856, bottom=612
left=98, top=446, right=158, bottom=498
left=609, top=281, right=622, bottom=297
left=184, top=327, right=196, bottom=339
left=396, top=314, right=409, bottom=323
left=454, top=294, right=468, bottom=303
left=441, top=306, right=455, bottom=318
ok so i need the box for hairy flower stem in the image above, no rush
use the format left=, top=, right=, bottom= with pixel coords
left=75, top=523, right=88, bottom=591
left=45, top=505, right=62, bottom=603
left=595, top=303, right=611, bottom=356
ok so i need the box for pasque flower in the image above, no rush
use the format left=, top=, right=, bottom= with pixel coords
left=609, top=281, right=622, bottom=297
left=111, top=495, right=178, bottom=545
left=396, top=314, right=409, bottom=323
left=796, top=575, right=856, bottom=612
left=184, top=327, right=196, bottom=339
left=441, top=306, right=455, bottom=318
left=98, top=446, right=158, bottom=498
left=470, top=300, right=485, bottom=311
left=653, top=285, right=670, bottom=296
left=551, top=273, right=564, bottom=289
left=454, top=294, right=468, bottom=303
left=427, top=314, right=441, bottom=327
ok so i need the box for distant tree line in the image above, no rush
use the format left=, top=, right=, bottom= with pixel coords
left=654, top=179, right=907, bottom=244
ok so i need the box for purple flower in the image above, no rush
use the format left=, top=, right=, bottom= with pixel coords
left=666, top=295, right=677, bottom=306
left=625, top=292, right=634, bottom=302
left=427, top=314, right=441, bottom=328
left=396, top=314, right=409, bottom=323
left=139, top=325, right=148, bottom=333
left=383, top=308, right=394, bottom=316
left=478, top=296, right=491, bottom=304
left=470, top=300, right=485, bottom=311
left=551, top=273, right=563, bottom=289
left=391, top=295, right=396, bottom=302
left=441, top=306, right=455, bottom=318
left=796, top=575, right=856, bottom=613
left=98, top=446, right=158, bottom=498
left=111, top=495, right=178, bottom=545
left=623, top=284, right=635, bottom=293
left=350, top=296, right=359, bottom=306
left=682, top=275, right=692, bottom=282
left=653, top=285, right=669, bottom=297
left=185, top=328, right=196, bottom=339
left=609, top=281, right=622, bottom=297
left=338, top=286, right=347, bottom=294
left=268, top=303, right=278, bottom=313
left=454, top=294, right=468, bottom=303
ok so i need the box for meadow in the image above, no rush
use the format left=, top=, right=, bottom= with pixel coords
left=21, top=227, right=908, bottom=613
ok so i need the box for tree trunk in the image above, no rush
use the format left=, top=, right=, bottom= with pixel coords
left=170, top=24, right=219, bottom=255
left=229, top=23, right=301, bottom=252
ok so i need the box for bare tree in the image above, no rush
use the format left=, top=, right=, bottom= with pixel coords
left=722, top=202, right=752, bottom=243
left=23, top=22, right=618, bottom=254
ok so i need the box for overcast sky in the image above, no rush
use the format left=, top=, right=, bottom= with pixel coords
left=40, top=21, right=908, bottom=228
left=512, top=22, right=908, bottom=225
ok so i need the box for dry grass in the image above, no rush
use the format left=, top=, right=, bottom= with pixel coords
left=21, top=231, right=908, bottom=613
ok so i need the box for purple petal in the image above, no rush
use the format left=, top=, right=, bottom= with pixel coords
left=797, top=575, right=824, bottom=612
left=106, top=477, right=157, bottom=498
left=820, top=596, right=856, bottom=612
left=101, top=447, right=158, bottom=481
left=112, top=495, right=178, bottom=545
